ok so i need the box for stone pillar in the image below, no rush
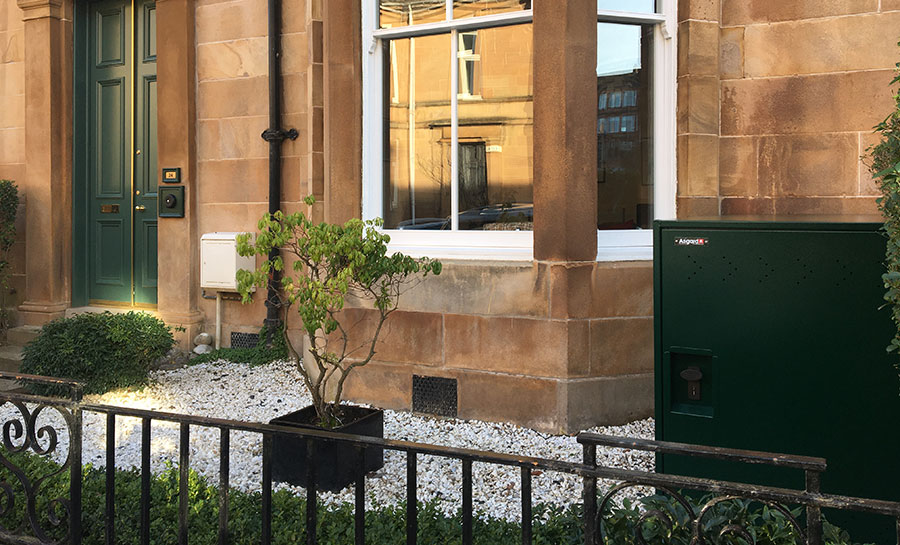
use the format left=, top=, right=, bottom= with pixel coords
left=533, top=0, right=597, bottom=262
left=323, top=0, right=362, bottom=224
left=532, top=1, right=654, bottom=430
left=532, top=0, right=597, bottom=364
left=17, top=0, right=72, bottom=325
left=155, top=0, right=203, bottom=347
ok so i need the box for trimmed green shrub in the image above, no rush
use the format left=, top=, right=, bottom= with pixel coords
left=0, top=179, right=19, bottom=332
left=20, top=311, right=176, bottom=396
left=0, top=450, right=871, bottom=545
left=190, top=325, right=287, bottom=366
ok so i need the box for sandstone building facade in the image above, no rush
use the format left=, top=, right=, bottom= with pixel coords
left=0, top=0, right=895, bottom=432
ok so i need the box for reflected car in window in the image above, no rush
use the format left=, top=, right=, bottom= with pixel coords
left=396, top=203, right=533, bottom=231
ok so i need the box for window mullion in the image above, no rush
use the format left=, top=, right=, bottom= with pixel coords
left=450, top=29, right=460, bottom=231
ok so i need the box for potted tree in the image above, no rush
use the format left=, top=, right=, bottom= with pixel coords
left=236, top=197, right=441, bottom=491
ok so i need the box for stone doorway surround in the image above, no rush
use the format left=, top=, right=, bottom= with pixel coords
left=14, top=0, right=202, bottom=347
left=15, top=0, right=71, bottom=326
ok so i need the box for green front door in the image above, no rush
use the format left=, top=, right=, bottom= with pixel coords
left=83, top=0, right=157, bottom=306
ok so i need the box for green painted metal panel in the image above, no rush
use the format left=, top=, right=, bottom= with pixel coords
left=654, top=217, right=900, bottom=542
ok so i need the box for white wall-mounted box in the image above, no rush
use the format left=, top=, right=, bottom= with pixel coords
left=200, top=232, right=257, bottom=292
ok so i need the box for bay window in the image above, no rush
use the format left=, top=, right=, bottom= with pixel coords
left=363, top=1, right=675, bottom=260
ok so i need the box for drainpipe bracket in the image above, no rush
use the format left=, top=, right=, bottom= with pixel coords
left=261, top=128, right=299, bottom=142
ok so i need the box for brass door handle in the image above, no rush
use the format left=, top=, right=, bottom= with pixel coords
left=135, top=205, right=146, bottom=211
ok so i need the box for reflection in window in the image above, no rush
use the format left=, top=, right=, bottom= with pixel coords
left=458, top=32, right=481, bottom=98
left=598, top=93, right=607, bottom=110
left=383, top=34, right=451, bottom=229
left=608, top=116, right=620, bottom=133
left=597, top=0, right=656, bottom=13
left=459, top=142, right=488, bottom=210
left=459, top=24, right=533, bottom=230
left=597, top=23, right=652, bottom=230
left=379, top=0, right=445, bottom=28
left=454, top=0, right=531, bottom=19
left=383, top=25, right=534, bottom=231
left=610, top=92, right=622, bottom=108
left=381, top=0, right=530, bottom=26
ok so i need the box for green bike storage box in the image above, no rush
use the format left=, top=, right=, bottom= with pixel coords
left=654, top=217, right=900, bottom=542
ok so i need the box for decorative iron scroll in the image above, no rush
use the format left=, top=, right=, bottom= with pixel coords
left=597, top=483, right=806, bottom=545
left=0, top=399, right=78, bottom=545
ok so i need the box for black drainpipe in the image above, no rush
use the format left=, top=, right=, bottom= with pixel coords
left=260, top=0, right=298, bottom=341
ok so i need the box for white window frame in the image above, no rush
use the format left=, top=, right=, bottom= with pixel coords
left=362, top=1, right=676, bottom=262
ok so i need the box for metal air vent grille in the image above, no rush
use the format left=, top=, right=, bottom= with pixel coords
left=230, top=332, right=260, bottom=349
left=412, top=375, right=458, bottom=418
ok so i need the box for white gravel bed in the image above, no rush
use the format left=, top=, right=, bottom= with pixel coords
left=6, top=361, right=654, bottom=521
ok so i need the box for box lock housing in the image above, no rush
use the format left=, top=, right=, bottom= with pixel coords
left=158, top=186, right=185, bottom=218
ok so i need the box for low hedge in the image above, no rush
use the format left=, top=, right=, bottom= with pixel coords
left=0, top=451, right=870, bottom=545
left=20, top=311, right=176, bottom=396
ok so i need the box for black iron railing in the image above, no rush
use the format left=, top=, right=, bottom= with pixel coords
left=0, top=373, right=83, bottom=545
left=0, top=371, right=899, bottom=545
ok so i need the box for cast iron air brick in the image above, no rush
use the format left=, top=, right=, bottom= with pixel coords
left=230, top=332, right=260, bottom=349
left=412, top=375, right=458, bottom=418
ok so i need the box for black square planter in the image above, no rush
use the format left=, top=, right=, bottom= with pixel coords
left=269, top=405, right=384, bottom=492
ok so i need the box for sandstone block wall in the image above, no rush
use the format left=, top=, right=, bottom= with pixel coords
left=678, top=0, right=900, bottom=217
left=337, top=260, right=654, bottom=433
left=193, top=0, right=322, bottom=342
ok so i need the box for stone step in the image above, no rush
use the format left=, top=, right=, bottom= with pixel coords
left=6, top=325, right=41, bottom=347
left=0, top=345, right=22, bottom=374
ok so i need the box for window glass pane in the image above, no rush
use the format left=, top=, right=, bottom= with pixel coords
left=453, top=0, right=531, bottom=19
left=597, top=0, right=656, bottom=13
left=458, top=32, right=481, bottom=98
left=383, top=34, right=453, bottom=229
left=380, top=1, right=446, bottom=29
left=608, top=116, right=620, bottom=133
left=597, top=23, right=652, bottom=230
left=610, top=91, right=622, bottom=108
left=458, top=24, right=533, bottom=231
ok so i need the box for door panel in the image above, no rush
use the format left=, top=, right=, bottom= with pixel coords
left=97, top=7, right=125, bottom=65
left=96, top=79, right=126, bottom=197
left=85, top=0, right=157, bottom=305
left=88, top=0, right=132, bottom=303
left=95, top=220, right=125, bottom=285
left=134, top=0, right=157, bottom=305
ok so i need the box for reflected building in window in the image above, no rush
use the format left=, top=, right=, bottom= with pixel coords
left=596, top=24, right=653, bottom=230
left=381, top=6, right=534, bottom=231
